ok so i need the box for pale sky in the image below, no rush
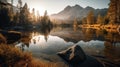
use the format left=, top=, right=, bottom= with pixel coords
left=7, top=0, right=110, bottom=15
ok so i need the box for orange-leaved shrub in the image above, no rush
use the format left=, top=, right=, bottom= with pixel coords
left=0, top=44, right=32, bottom=67
left=0, top=44, right=68, bottom=67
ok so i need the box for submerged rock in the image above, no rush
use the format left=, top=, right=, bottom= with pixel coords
left=57, top=45, right=103, bottom=67
left=57, top=45, right=86, bottom=65
left=0, top=30, right=21, bottom=44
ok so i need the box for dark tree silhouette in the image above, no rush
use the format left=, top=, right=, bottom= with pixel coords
left=31, top=8, right=36, bottom=22
left=19, top=3, right=31, bottom=27
left=0, top=7, right=10, bottom=29
left=0, top=0, right=53, bottom=30
left=17, top=0, right=22, bottom=11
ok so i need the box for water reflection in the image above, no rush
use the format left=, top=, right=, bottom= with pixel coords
left=16, top=34, right=74, bottom=62
left=77, top=40, right=105, bottom=55
left=104, top=41, right=120, bottom=62
left=16, top=27, right=120, bottom=63
left=29, top=35, right=73, bottom=54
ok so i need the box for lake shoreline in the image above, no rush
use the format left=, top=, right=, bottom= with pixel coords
left=1, top=26, right=120, bottom=67
left=78, top=24, right=120, bottom=32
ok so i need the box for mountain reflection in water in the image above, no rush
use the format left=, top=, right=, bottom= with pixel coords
left=16, top=27, right=120, bottom=63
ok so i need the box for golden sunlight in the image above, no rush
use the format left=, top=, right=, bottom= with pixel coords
left=30, top=5, right=45, bottom=16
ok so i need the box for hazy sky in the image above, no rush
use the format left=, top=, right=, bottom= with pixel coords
left=7, top=0, right=110, bottom=15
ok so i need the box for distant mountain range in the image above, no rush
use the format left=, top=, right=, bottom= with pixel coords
left=50, top=4, right=108, bottom=22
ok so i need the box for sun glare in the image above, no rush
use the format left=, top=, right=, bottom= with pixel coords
left=30, top=6, right=45, bottom=16
left=35, top=6, right=45, bottom=16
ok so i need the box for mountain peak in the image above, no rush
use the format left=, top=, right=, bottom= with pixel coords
left=64, top=5, right=72, bottom=11
left=66, top=5, right=72, bottom=8
left=75, top=4, right=80, bottom=7
left=51, top=4, right=108, bottom=22
left=73, top=4, right=83, bottom=9
left=85, top=6, right=94, bottom=10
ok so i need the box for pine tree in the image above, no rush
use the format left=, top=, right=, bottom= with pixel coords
left=107, top=0, right=120, bottom=24
left=87, top=11, right=94, bottom=24
left=73, top=18, right=78, bottom=27
left=117, top=0, right=120, bottom=23
left=0, top=7, right=10, bottom=29
left=96, top=14, right=104, bottom=25
left=13, top=11, right=19, bottom=25
left=36, top=10, right=40, bottom=22
left=40, top=10, right=53, bottom=28
left=82, top=17, right=87, bottom=24
left=11, top=0, right=13, bottom=11
left=43, top=10, right=49, bottom=23
left=32, top=8, right=36, bottom=22
left=18, top=0, right=22, bottom=10
left=19, top=3, right=31, bottom=26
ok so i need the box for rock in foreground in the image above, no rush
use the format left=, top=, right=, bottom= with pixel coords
left=57, top=45, right=103, bottom=67
left=57, top=45, right=86, bottom=65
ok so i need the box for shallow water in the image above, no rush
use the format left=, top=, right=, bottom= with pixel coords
left=16, top=27, right=120, bottom=63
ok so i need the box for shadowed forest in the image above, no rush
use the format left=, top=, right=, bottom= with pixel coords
left=0, top=0, right=120, bottom=67
left=0, top=0, right=120, bottom=30
left=0, top=0, right=53, bottom=30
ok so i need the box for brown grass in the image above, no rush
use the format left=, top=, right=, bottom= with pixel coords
left=0, top=44, right=68, bottom=67
left=0, top=34, right=6, bottom=44
left=28, top=59, right=68, bottom=67
left=0, top=44, right=32, bottom=67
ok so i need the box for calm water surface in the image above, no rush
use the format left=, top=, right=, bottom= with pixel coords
left=16, top=27, right=120, bottom=63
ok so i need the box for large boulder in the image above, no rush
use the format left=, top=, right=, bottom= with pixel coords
left=57, top=45, right=103, bottom=67
left=57, top=45, right=86, bottom=65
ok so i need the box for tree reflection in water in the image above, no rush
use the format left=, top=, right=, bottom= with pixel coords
left=16, top=27, right=120, bottom=64
left=104, top=41, right=120, bottom=63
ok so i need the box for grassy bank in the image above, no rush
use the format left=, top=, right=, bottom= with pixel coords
left=0, top=34, right=6, bottom=44
left=79, top=24, right=119, bottom=29
left=0, top=44, right=68, bottom=67
left=79, top=24, right=120, bottom=32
